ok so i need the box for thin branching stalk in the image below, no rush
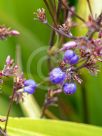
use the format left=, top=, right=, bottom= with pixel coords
left=86, top=0, right=93, bottom=18
left=43, top=0, right=57, bottom=26
left=41, top=0, right=64, bottom=118
left=61, top=0, right=86, bottom=23
left=0, top=128, right=8, bottom=136
left=47, top=23, right=77, bottom=39
left=4, top=88, right=15, bottom=132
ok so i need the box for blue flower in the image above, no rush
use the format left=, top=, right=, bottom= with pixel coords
left=69, top=55, right=79, bottom=65
left=50, top=67, right=66, bottom=84
left=63, top=83, right=76, bottom=95
left=24, top=79, right=37, bottom=94
left=63, top=50, right=79, bottom=65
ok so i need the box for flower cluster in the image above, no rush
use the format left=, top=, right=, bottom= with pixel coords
left=0, top=2, right=102, bottom=134
left=0, top=56, right=37, bottom=102
left=0, top=56, right=38, bottom=135
left=34, top=5, right=102, bottom=98
left=49, top=49, right=79, bottom=95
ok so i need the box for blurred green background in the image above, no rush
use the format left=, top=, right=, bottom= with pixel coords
left=0, top=0, right=102, bottom=127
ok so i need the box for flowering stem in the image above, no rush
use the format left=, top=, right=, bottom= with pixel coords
left=86, top=0, right=93, bottom=18
left=0, top=127, right=7, bottom=136
left=41, top=1, right=63, bottom=118
left=43, top=0, right=57, bottom=26
left=47, top=0, right=63, bottom=68
left=4, top=88, right=15, bottom=133
left=56, top=0, right=62, bottom=21
left=47, top=23, right=76, bottom=39
left=48, top=30, right=55, bottom=70
left=37, top=77, right=49, bottom=86
left=40, top=103, right=47, bottom=118
left=61, top=0, right=86, bottom=23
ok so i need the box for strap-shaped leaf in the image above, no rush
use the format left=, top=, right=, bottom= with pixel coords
left=1, top=118, right=102, bottom=136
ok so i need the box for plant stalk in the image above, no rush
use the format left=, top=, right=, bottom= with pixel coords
left=4, top=88, right=15, bottom=132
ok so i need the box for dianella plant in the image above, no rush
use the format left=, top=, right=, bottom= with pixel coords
left=0, top=0, right=102, bottom=136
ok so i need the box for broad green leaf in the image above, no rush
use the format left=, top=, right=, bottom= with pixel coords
left=0, top=118, right=102, bottom=136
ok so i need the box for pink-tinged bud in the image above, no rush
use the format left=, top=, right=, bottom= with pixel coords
left=6, top=56, right=11, bottom=65
left=69, top=7, right=75, bottom=16
left=14, top=65, right=18, bottom=69
left=6, top=55, right=14, bottom=65
left=60, top=41, right=77, bottom=51
left=10, top=30, right=20, bottom=36
left=98, top=31, right=102, bottom=38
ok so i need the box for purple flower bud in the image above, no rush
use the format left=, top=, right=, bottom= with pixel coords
left=63, top=83, right=76, bottom=95
left=5, top=55, right=14, bottom=66
left=61, top=41, right=77, bottom=51
left=63, top=50, right=75, bottom=63
left=24, top=79, right=36, bottom=87
left=24, top=86, right=35, bottom=94
left=69, top=55, right=79, bottom=65
left=69, top=7, right=75, bottom=16
left=10, top=30, right=20, bottom=35
left=24, top=79, right=37, bottom=94
left=50, top=67, right=66, bottom=84
left=63, top=50, right=79, bottom=65
left=6, top=56, right=11, bottom=65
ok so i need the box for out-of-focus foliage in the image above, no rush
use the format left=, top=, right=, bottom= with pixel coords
left=1, top=117, right=102, bottom=136
left=0, top=0, right=102, bottom=131
left=0, top=0, right=49, bottom=117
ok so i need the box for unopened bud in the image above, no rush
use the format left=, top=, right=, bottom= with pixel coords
left=60, top=41, right=77, bottom=51
left=10, top=30, right=20, bottom=36
left=6, top=56, right=11, bottom=65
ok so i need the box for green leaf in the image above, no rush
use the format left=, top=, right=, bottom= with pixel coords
left=1, top=118, right=102, bottom=136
